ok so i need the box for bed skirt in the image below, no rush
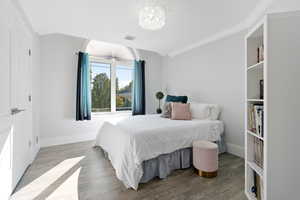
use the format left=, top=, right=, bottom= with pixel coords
left=100, top=135, right=226, bottom=184
left=140, top=147, right=192, bottom=183
left=140, top=136, right=226, bottom=183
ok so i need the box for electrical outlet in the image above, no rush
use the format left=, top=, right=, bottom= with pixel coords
left=29, top=140, right=32, bottom=148
left=36, top=136, right=39, bottom=144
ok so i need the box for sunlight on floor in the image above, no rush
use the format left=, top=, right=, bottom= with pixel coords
left=46, top=167, right=81, bottom=200
left=11, top=156, right=84, bottom=200
left=0, top=126, right=13, bottom=200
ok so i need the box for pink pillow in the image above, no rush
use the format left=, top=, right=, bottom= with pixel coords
left=171, top=102, right=192, bottom=120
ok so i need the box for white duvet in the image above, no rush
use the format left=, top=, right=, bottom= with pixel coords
left=94, top=114, right=224, bottom=190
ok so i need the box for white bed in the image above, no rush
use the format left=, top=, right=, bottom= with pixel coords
left=94, top=114, right=224, bottom=190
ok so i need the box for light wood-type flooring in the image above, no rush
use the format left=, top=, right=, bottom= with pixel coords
left=11, top=141, right=247, bottom=200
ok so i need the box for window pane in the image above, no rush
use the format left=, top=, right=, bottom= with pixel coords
left=116, top=65, right=133, bottom=111
left=91, top=62, right=111, bottom=112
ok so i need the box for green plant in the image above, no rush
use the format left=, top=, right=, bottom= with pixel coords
left=155, top=91, right=164, bottom=114
left=156, top=91, right=164, bottom=100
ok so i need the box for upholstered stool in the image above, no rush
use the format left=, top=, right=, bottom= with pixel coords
left=193, top=140, right=218, bottom=178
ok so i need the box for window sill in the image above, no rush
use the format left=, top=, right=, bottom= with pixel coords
left=92, top=111, right=132, bottom=118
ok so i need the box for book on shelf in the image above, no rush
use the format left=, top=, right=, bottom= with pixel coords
left=260, top=80, right=264, bottom=99
left=254, top=137, right=264, bottom=168
left=248, top=104, right=264, bottom=137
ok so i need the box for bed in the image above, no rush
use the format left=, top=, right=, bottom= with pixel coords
left=94, top=114, right=224, bottom=190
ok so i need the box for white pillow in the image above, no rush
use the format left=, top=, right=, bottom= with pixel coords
left=207, top=104, right=221, bottom=120
left=190, top=102, right=210, bottom=119
left=190, top=102, right=221, bottom=120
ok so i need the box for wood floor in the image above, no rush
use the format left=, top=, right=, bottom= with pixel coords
left=11, top=141, right=247, bottom=200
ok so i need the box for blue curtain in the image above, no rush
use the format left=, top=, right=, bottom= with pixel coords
left=132, top=60, right=145, bottom=115
left=76, top=52, right=91, bottom=120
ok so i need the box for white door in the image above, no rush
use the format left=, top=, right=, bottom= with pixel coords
left=10, top=18, right=33, bottom=190
left=0, top=11, right=33, bottom=199
left=0, top=5, right=14, bottom=199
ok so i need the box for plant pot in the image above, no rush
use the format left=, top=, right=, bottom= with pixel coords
left=156, top=108, right=162, bottom=114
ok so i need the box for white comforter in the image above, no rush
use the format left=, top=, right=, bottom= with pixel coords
left=94, top=114, right=224, bottom=190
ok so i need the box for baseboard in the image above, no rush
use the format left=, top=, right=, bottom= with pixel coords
left=40, top=132, right=97, bottom=147
left=226, top=143, right=244, bottom=158
left=31, top=145, right=40, bottom=162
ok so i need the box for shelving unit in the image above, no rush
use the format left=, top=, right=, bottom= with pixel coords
left=247, top=161, right=264, bottom=177
left=247, top=99, right=264, bottom=102
left=245, top=11, right=300, bottom=200
left=247, top=130, right=264, bottom=141
left=247, top=61, right=264, bottom=71
left=245, top=16, right=265, bottom=200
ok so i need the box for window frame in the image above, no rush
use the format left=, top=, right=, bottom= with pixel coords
left=90, top=56, right=134, bottom=114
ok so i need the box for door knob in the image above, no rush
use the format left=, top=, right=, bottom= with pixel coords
left=11, top=108, right=25, bottom=115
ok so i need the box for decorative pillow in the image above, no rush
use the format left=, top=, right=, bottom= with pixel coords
left=171, top=102, right=192, bottom=120
left=166, top=95, right=188, bottom=104
left=208, top=104, right=221, bottom=120
left=190, top=102, right=221, bottom=120
left=161, top=102, right=172, bottom=118
left=190, top=102, right=210, bottom=120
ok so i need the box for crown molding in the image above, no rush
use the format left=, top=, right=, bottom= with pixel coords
left=168, top=0, right=274, bottom=57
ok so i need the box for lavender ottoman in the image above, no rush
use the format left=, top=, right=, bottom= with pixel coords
left=193, top=140, right=218, bottom=178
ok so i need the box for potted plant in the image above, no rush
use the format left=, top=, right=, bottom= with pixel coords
left=155, top=91, right=164, bottom=114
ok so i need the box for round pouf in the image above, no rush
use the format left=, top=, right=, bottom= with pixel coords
left=193, top=140, right=218, bottom=178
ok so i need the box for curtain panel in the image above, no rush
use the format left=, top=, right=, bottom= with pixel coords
left=76, top=52, right=91, bottom=120
left=132, top=60, right=146, bottom=115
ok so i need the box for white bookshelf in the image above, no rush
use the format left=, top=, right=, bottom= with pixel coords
left=245, top=11, right=300, bottom=200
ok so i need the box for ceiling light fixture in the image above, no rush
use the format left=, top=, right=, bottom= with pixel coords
left=139, top=3, right=166, bottom=30
left=124, top=35, right=136, bottom=41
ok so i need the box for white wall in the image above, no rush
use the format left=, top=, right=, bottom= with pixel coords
left=39, top=34, right=162, bottom=146
left=139, top=49, right=163, bottom=114
left=162, top=31, right=246, bottom=157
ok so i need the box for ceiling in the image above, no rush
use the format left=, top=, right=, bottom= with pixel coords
left=18, top=0, right=270, bottom=56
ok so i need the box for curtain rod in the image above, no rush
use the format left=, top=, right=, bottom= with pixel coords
left=75, top=52, right=134, bottom=62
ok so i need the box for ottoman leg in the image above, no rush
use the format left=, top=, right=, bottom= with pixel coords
left=198, top=170, right=218, bottom=178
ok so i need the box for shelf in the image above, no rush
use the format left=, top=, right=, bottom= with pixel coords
left=247, top=61, right=264, bottom=71
left=247, top=130, right=264, bottom=141
left=247, top=99, right=264, bottom=102
left=247, top=161, right=264, bottom=178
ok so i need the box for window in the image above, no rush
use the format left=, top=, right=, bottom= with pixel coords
left=116, top=65, right=133, bottom=111
left=90, top=62, right=111, bottom=112
left=90, top=59, right=133, bottom=113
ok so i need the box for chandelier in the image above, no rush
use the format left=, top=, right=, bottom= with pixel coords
left=139, top=2, right=166, bottom=30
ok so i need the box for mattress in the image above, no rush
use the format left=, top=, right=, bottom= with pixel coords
left=94, top=114, right=224, bottom=190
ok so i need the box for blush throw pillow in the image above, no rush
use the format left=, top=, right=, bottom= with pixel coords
left=171, top=102, right=192, bottom=120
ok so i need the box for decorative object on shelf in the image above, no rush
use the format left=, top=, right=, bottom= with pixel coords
left=251, top=171, right=262, bottom=200
left=257, top=45, right=264, bottom=63
left=139, top=0, right=166, bottom=30
left=260, top=80, right=264, bottom=99
left=155, top=91, right=164, bottom=114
